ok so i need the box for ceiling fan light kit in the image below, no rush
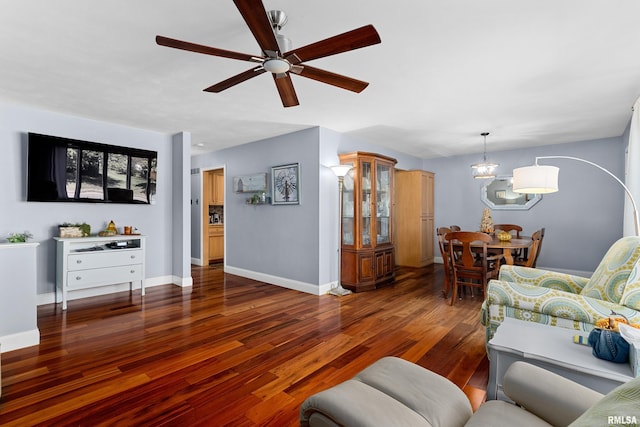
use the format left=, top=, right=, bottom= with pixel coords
left=156, top=0, right=381, bottom=107
left=471, top=132, right=499, bottom=179
left=262, top=58, right=291, bottom=74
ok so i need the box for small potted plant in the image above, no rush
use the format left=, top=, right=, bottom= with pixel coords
left=7, top=231, right=33, bottom=243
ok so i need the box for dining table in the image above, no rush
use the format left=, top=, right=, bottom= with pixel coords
left=481, top=236, right=533, bottom=265
left=447, top=235, right=533, bottom=265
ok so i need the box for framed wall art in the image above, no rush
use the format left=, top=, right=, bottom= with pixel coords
left=233, top=173, right=267, bottom=193
left=271, top=163, right=300, bottom=205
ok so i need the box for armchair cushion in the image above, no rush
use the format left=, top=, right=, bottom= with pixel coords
left=620, top=261, right=640, bottom=310
left=464, top=401, right=553, bottom=427
left=502, top=361, right=603, bottom=427
left=579, top=236, right=640, bottom=304
left=498, top=265, right=589, bottom=294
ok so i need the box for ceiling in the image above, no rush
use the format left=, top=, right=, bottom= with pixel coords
left=1, top=1, right=640, bottom=159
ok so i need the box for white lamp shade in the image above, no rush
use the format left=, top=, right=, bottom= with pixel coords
left=512, top=165, right=559, bottom=194
left=330, top=165, right=352, bottom=178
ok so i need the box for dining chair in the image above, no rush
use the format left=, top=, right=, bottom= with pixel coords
left=514, top=227, right=545, bottom=268
left=445, top=231, right=503, bottom=305
left=493, top=224, right=522, bottom=238
left=437, top=227, right=453, bottom=298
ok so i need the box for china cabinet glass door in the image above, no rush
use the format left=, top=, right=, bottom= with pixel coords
left=361, top=161, right=372, bottom=247
left=376, top=162, right=391, bottom=244
left=342, top=163, right=355, bottom=245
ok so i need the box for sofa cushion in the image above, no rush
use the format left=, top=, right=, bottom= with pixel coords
left=580, top=237, right=640, bottom=304
left=464, top=400, right=553, bottom=427
left=299, top=357, right=473, bottom=427
left=620, top=260, right=640, bottom=310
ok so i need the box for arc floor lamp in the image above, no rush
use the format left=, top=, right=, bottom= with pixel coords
left=512, top=156, right=639, bottom=236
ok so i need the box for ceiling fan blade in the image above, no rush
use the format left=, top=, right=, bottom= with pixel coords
left=294, top=65, right=369, bottom=93
left=284, top=25, right=381, bottom=64
left=272, top=74, right=299, bottom=107
left=156, top=35, right=258, bottom=62
left=233, top=0, right=280, bottom=54
left=204, top=68, right=266, bottom=93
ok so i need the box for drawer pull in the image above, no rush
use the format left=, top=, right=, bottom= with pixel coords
left=131, top=270, right=136, bottom=274
left=130, top=255, right=136, bottom=259
left=76, top=259, right=82, bottom=264
left=76, top=276, right=82, bottom=280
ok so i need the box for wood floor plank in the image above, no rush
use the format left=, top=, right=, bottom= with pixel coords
left=0, top=264, right=489, bottom=425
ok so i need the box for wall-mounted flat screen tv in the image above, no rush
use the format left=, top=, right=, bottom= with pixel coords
left=27, top=133, right=157, bottom=204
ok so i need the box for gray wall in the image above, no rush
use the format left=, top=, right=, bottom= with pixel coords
left=423, top=136, right=626, bottom=274
left=0, top=101, right=181, bottom=296
left=191, top=126, right=424, bottom=291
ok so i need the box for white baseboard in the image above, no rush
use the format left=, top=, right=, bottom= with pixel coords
left=1, top=328, right=40, bottom=353
left=225, top=266, right=328, bottom=296
left=37, top=275, right=191, bottom=306
left=191, top=257, right=206, bottom=266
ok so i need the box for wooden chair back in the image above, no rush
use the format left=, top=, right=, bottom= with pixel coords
left=516, top=227, right=545, bottom=268
left=437, top=227, right=452, bottom=297
left=494, top=224, right=522, bottom=238
left=444, top=231, right=503, bottom=305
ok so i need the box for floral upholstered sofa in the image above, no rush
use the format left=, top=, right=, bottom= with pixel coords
left=481, top=236, right=640, bottom=342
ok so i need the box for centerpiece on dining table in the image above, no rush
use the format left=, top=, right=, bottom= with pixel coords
left=496, top=230, right=512, bottom=241
left=480, top=207, right=494, bottom=234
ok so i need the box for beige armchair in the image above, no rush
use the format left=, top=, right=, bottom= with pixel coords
left=300, top=357, right=640, bottom=427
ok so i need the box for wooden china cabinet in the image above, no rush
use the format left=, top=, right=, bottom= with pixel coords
left=338, top=152, right=397, bottom=292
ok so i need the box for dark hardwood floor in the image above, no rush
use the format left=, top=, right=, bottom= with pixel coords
left=0, top=263, right=489, bottom=426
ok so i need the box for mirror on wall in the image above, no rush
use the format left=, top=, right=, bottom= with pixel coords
left=480, top=176, right=542, bottom=210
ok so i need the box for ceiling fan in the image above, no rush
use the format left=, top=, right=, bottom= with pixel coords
left=156, top=0, right=381, bottom=107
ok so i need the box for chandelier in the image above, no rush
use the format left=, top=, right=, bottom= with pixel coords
left=471, top=132, right=498, bottom=179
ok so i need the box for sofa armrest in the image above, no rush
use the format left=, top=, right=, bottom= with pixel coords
left=503, top=362, right=603, bottom=427
left=499, top=265, right=590, bottom=294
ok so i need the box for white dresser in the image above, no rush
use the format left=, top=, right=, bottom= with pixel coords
left=55, top=235, right=146, bottom=310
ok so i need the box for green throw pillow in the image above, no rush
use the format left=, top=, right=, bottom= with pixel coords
left=569, top=376, right=640, bottom=427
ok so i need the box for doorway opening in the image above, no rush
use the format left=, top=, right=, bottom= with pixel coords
left=203, top=168, right=224, bottom=265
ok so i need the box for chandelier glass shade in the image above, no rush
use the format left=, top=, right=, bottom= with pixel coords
left=471, top=132, right=498, bottom=179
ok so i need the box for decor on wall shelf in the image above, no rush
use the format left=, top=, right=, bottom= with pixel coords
left=271, top=163, right=300, bottom=205
left=471, top=132, right=499, bottom=179
left=233, top=173, right=267, bottom=193
left=246, top=192, right=270, bottom=205
left=513, top=156, right=639, bottom=236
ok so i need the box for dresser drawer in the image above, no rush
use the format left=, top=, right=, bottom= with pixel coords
left=68, top=250, right=143, bottom=271
left=66, top=264, right=143, bottom=290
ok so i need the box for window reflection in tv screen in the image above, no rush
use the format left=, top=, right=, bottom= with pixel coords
left=27, top=133, right=157, bottom=204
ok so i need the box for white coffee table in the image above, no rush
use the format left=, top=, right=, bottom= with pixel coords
left=487, top=317, right=634, bottom=401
